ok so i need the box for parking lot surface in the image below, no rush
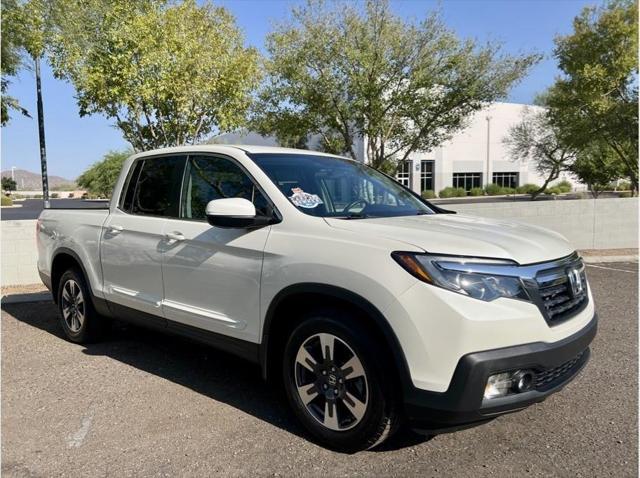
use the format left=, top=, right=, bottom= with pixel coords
left=1, top=262, right=637, bottom=477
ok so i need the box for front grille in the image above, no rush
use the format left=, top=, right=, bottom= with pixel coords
left=534, top=350, right=586, bottom=391
left=537, top=273, right=588, bottom=324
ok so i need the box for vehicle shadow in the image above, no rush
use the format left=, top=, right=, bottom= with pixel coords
left=2, top=301, right=432, bottom=453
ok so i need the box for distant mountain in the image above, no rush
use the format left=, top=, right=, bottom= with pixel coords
left=0, top=169, right=76, bottom=191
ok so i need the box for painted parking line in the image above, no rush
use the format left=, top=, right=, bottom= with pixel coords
left=586, top=264, right=638, bottom=274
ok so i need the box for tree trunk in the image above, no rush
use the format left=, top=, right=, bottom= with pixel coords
left=35, top=56, right=50, bottom=207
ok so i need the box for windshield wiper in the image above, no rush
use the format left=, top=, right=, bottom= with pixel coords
left=334, top=212, right=369, bottom=219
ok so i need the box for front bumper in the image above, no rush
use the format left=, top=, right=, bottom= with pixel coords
left=404, top=313, right=597, bottom=432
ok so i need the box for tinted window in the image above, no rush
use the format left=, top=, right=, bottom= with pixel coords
left=131, top=156, right=185, bottom=217
left=119, top=160, right=144, bottom=212
left=251, top=154, right=433, bottom=218
left=181, top=155, right=269, bottom=220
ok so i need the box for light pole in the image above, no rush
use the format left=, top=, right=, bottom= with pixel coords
left=485, top=115, right=491, bottom=187
left=11, top=166, right=15, bottom=181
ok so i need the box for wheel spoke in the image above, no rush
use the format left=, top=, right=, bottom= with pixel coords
left=296, top=346, right=317, bottom=373
left=76, top=294, right=84, bottom=306
left=323, top=400, right=339, bottom=430
left=62, top=305, right=72, bottom=318
left=319, top=333, right=334, bottom=362
left=341, top=355, right=365, bottom=380
left=343, top=392, right=367, bottom=422
left=297, top=383, right=319, bottom=405
left=62, top=286, right=71, bottom=302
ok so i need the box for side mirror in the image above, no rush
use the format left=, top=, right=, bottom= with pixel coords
left=205, top=198, right=271, bottom=228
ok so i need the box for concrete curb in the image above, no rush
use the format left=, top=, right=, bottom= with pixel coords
left=1, top=292, right=52, bottom=304
left=582, top=255, right=638, bottom=264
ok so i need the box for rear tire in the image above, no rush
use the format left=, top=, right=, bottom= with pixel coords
left=57, top=268, right=107, bottom=343
left=282, top=309, right=400, bottom=452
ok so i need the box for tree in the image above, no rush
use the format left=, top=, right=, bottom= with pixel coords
left=543, top=0, right=638, bottom=192
left=1, top=0, right=31, bottom=125
left=570, top=141, right=623, bottom=198
left=2, top=177, right=17, bottom=192
left=504, top=107, right=575, bottom=199
left=253, top=0, right=539, bottom=171
left=50, top=0, right=260, bottom=151
left=77, top=150, right=131, bottom=198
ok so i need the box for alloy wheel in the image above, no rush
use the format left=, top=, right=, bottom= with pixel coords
left=294, top=332, right=369, bottom=431
left=61, top=279, right=85, bottom=333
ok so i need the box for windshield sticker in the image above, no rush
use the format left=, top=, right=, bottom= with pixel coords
left=289, top=187, right=324, bottom=209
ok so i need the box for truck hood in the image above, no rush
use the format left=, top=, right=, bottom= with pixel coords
left=324, top=213, right=574, bottom=265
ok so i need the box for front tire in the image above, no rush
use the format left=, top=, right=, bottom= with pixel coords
left=57, top=268, right=106, bottom=343
left=282, top=310, right=399, bottom=452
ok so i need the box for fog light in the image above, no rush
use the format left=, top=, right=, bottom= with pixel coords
left=512, top=370, right=534, bottom=393
left=484, top=370, right=535, bottom=399
left=484, top=372, right=513, bottom=399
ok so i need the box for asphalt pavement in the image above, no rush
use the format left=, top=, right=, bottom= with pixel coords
left=1, top=199, right=109, bottom=221
left=1, top=262, right=637, bottom=476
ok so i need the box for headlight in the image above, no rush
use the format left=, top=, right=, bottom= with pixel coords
left=392, top=252, right=530, bottom=302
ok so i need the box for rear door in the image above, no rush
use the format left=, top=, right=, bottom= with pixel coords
left=160, top=154, right=272, bottom=343
left=101, top=155, right=186, bottom=320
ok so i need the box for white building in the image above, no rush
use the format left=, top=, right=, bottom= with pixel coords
left=212, top=102, right=580, bottom=195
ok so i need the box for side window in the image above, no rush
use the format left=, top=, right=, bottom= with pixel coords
left=131, top=156, right=186, bottom=217
left=119, top=160, right=144, bottom=212
left=182, top=155, right=270, bottom=220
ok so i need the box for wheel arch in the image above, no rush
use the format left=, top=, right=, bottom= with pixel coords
left=51, top=248, right=96, bottom=304
left=260, top=283, right=413, bottom=397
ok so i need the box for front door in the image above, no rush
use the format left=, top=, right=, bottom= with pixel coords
left=101, top=155, right=186, bottom=319
left=161, top=154, right=272, bottom=343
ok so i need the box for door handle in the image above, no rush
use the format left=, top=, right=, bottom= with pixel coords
left=165, top=231, right=185, bottom=242
left=109, top=225, right=124, bottom=234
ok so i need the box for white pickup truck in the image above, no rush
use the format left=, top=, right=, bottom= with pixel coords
left=37, top=145, right=597, bottom=452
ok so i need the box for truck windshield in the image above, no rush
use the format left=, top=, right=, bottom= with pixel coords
left=250, top=153, right=433, bottom=218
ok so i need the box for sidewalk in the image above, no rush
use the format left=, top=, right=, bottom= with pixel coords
left=579, top=248, right=638, bottom=264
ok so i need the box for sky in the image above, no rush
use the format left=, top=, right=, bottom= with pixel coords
left=1, top=0, right=599, bottom=179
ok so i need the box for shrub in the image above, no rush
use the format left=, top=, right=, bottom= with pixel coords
left=454, top=187, right=467, bottom=197
left=438, top=187, right=455, bottom=198
left=545, top=186, right=562, bottom=195
left=421, top=189, right=436, bottom=199
left=555, top=180, right=572, bottom=193
left=68, top=193, right=74, bottom=198
left=469, top=187, right=484, bottom=196
left=516, top=183, right=541, bottom=194
left=502, top=187, right=516, bottom=195
left=619, top=191, right=633, bottom=198
left=484, top=183, right=503, bottom=195
left=1, top=195, right=13, bottom=206
left=617, top=181, right=632, bottom=191
left=50, top=193, right=59, bottom=199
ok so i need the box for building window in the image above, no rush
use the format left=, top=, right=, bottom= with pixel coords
left=492, top=172, right=519, bottom=189
left=396, top=161, right=412, bottom=188
left=420, top=160, right=434, bottom=192
left=452, top=172, right=482, bottom=192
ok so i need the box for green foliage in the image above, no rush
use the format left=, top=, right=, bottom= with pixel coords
left=503, top=107, right=574, bottom=198
left=253, top=0, right=539, bottom=169
left=76, top=150, right=131, bottom=198
left=484, top=183, right=503, bottom=195
left=1, top=195, right=13, bottom=206
left=516, top=183, right=542, bottom=195
left=50, top=0, right=260, bottom=151
left=545, top=186, right=562, bottom=195
left=569, top=141, right=623, bottom=197
left=614, top=180, right=632, bottom=191
left=438, top=187, right=466, bottom=198
left=469, top=187, right=484, bottom=197
left=2, top=176, right=17, bottom=191
left=553, top=180, right=573, bottom=193
left=421, top=190, right=436, bottom=199
left=50, top=192, right=59, bottom=198
left=543, top=0, right=638, bottom=191
left=619, top=191, right=633, bottom=198
left=1, top=0, right=31, bottom=125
